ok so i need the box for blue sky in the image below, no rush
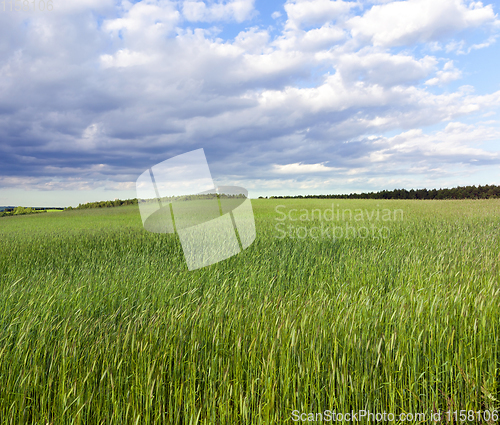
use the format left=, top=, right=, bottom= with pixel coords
left=1, top=0, right=500, bottom=206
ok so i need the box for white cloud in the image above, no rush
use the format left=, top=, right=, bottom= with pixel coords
left=298, top=24, right=347, bottom=50
left=427, top=41, right=443, bottom=51
left=445, top=39, right=467, bottom=54
left=253, top=73, right=500, bottom=143
left=104, top=1, right=180, bottom=43
left=100, top=49, right=156, bottom=68
left=384, top=123, right=500, bottom=160
left=273, top=23, right=347, bottom=52
left=182, top=0, right=256, bottom=23
left=234, top=27, right=271, bottom=54
left=425, top=60, right=462, bottom=85
left=336, top=52, right=437, bottom=87
left=284, top=0, right=357, bottom=30
left=82, top=123, right=102, bottom=139
left=468, top=34, right=498, bottom=52
left=348, top=0, right=497, bottom=47
left=52, top=0, right=114, bottom=13
left=273, top=162, right=338, bottom=173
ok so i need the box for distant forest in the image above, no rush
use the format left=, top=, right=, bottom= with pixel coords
left=72, top=193, right=246, bottom=210
left=266, top=184, right=500, bottom=200
left=71, top=198, right=139, bottom=209
left=67, top=184, right=500, bottom=211
left=0, top=207, right=47, bottom=217
left=2, top=184, right=499, bottom=217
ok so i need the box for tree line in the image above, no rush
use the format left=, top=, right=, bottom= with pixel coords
left=70, top=198, right=139, bottom=210
left=72, top=193, right=246, bottom=210
left=4, top=184, right=497, bottom=218
left=69, top=185, right=500, bottom=210
left=0, top=207, right=48, bottom=217
left=265, top=185, right=500, bottom=200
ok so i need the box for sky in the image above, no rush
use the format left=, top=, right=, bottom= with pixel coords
left=1, top=0, right=500, bottom=207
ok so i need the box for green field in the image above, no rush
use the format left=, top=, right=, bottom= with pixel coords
left=0, top=199, right=499, bottom=424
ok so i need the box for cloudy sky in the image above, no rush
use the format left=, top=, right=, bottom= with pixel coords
left=1, top=0, right=500, bottom=206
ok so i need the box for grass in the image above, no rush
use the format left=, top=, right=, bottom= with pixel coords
left=0, top=199, right=499, bottom=424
